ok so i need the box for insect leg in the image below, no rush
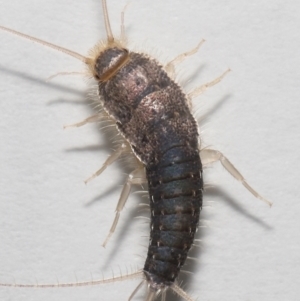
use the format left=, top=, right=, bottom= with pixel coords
left=102, top=167, right=146, bottom=247
left=200, top=149, right=272, bottom=206
left=188, top=68, right=231, bottom=99
left=63, top=114, right=103, bottom=129
left=46, top=71, right=87, bottom=82
left=85, top=143, right=128, bottom=184
left=165, top=40, right=205, bottom=78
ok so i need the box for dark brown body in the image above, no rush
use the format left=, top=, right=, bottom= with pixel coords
left=97, top=48, right=203, bottom=289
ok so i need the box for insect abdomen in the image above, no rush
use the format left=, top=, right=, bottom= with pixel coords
left=144, top=144, right=203, bottom=287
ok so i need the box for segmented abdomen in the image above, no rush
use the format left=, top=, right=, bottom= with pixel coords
left=144, top=143, right=203, bottom=287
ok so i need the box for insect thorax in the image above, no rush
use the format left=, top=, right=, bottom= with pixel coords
left=96, top=49, right=200, bottom=165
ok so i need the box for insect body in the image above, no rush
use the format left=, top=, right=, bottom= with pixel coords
left=0, top=1, right=271, bottom=300
left=89, top=19, right=204, bottom=296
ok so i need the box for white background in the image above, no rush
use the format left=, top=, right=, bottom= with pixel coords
left=0, top=0, right=299, bottom=300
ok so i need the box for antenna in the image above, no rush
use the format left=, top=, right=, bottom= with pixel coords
left=0, top=25, right=88, bottom=63
left=0, top=270, right=143, bottom=289
left=102, top=0, right=114, bottom=43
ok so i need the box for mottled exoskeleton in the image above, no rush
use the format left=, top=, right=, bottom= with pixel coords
left=88, top=10, right=204, bottom=293
left=0, top=1, right=272, bottom=300
left=96, top=47, right=203, bottom=286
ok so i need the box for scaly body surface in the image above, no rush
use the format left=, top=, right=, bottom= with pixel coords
left=97, top=49, right=203, bottom=288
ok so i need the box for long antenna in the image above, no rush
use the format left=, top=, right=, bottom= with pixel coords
left=0, top=270, right=143, bottom=289
left=0, top=25, right=88, bottom=63
left=102, top=0, right=114, bottom=43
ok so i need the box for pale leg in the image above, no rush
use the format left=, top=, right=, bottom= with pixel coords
left=102, top=167, right=147, bottom=247
left=165, top=40, right=205, bottom=78
left=63, top=114, right=103, bottom=129
left=188, top=69, right=230, bottom=99
left=46, top=71, right=87, bottom=82
left=84, top=143, right=128, bottom=184
left=200, top=148, right=272, bottom=207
